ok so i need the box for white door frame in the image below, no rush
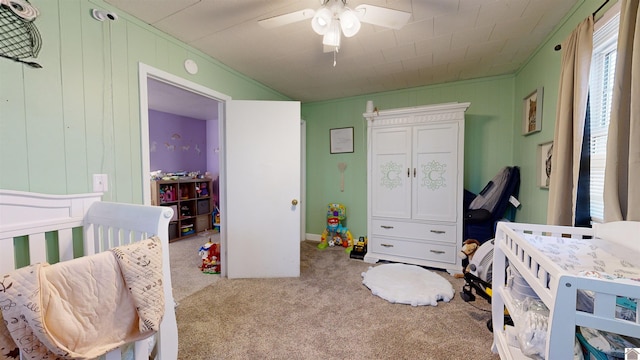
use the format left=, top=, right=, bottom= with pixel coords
left=138, top=63, right=230, bottom=276
left=300, top=119, right=306, bottom=242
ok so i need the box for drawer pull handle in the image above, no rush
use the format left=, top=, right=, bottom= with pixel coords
left=380, top=225, right=394, bottom=229
left=381, top=243, right=394, bottom=248
left=430, top=250, right=445, bottom=254
left=430, top=230, right=445, bottom=234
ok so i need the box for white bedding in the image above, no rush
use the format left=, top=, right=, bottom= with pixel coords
left=521, top=233, right=640, bottom=280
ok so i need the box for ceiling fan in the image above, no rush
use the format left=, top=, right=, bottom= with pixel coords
left=258, top=0, right=411, bottom=54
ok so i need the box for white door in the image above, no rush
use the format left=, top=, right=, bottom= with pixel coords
left=225, top=100, right=301, bottom=278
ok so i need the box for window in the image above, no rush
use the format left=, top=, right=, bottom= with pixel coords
left=588, top=9, right=619, bottom=223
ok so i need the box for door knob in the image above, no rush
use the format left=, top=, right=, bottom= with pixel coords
left=291, top=199, right=298, bottom=205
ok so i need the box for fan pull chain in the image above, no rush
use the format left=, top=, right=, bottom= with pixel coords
left=333, top=49, right=337, bottom=67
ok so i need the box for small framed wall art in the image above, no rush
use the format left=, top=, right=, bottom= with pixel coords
left=523, top=87, right=543, bottom=135
left=537, top=141, right=553, bottom=189
left=330, top=127, right=354, bottom=154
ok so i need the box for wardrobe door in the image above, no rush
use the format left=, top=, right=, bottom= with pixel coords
left=370, top=127, right=412, bottom=219
left=412, top=122, right=459, bottom=222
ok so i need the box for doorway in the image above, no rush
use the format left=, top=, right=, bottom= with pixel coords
left=139, top=63, right=228, bottom=274
left=138, top=63, right=305, bottom=278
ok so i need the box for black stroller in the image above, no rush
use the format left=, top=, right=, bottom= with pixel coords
left=463, top=166, right=521, bottom=245
left=460, top=166, right=520, bottom=331
left=460, top=166, right=520, bottom=284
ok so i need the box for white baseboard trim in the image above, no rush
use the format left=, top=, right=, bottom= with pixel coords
left=305, top=233, right=321, bottom=242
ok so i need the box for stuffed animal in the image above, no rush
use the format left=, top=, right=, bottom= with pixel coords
left=454, top=239, right=480, bottom=278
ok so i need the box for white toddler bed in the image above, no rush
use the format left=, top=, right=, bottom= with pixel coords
left=0, top=190, right=179, bottom=360
left=492, top=221, right=640, bottom=359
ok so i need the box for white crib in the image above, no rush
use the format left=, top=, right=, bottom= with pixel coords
left=0, top=190, right=179, bottom=360
left=492, top=221, right=640, bottom=359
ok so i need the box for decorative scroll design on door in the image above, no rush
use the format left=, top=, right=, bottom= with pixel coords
left=380, top=161, right=403, bottom=190
left=422, top=160, right=446, bottom=190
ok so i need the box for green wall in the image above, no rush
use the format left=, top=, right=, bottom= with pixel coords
left=302, top=76, right=516, bottom=237
left=0, top=0, right=288, bottom=203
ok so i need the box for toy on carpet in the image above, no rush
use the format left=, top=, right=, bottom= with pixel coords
left=454, top=238, right=480, bottom=278
left=199, top=239, right=220, bottom=274
left=318, top=203, right=353, bottom=250
left=349, top=236, right=367, bottom=260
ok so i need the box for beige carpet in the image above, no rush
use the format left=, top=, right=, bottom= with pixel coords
left=169, top=231, right=221, bottom=302
left=172, top=240, right=500, bottom=359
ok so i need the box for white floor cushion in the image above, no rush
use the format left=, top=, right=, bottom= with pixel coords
left=362, top=263, right=454, bottom=306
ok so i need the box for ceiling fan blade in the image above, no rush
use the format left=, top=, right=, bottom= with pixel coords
left=258, top=8, right=315, bottom=29
left=354, top=4, right=411, bottom=30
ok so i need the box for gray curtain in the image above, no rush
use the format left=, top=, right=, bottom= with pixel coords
left=547, top=17, right=594, bottom=226
left=603, top=0, right=640, bottom=222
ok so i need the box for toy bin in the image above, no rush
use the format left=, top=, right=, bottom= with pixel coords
left=197, top=199, right=210, bottom=215
left=168, top=222, right=178, bottom=241
left=196, top=215, right=209, bottom=232
left=180, top=223, right=195, bottom=236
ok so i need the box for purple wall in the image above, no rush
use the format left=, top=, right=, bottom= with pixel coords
left=149, top=110, right=207, bottom=174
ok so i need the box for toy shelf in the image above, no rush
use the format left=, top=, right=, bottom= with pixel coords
left=151, top=178, right=213, bottom=241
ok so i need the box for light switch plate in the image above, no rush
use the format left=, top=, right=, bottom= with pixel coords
left=93, top=174, right=108, bottom=192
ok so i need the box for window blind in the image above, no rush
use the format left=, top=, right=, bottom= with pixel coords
left=589, top=12, right=619, bottom=223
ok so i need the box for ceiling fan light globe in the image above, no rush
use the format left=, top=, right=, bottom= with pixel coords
left=322, top=22, right=341, bottom=47
left=311, top=7, right=333, bottom=35
left=339, top=8, right=360, bottom=37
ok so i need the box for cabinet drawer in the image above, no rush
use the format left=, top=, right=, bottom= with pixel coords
left=370, top=237, right=457, bottom=264
left=371, top=220, right=457, bottom=244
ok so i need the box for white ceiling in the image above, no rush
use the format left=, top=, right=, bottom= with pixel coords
left=147, top=78, right=220, bottom=121
left=110, top=0, right=582, bottom=108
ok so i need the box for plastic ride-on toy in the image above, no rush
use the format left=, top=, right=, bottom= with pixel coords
left=318, top=203, right=353, bottom=249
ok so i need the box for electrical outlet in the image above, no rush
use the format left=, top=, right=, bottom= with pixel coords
left=93, top=174, right=108, bottom=192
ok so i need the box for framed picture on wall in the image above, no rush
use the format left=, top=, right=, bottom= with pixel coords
left=523, top=87, right=543, bottom=135
left=537, top=141, right=553, bottom=189
left=330, top=127, right=354, bottom=154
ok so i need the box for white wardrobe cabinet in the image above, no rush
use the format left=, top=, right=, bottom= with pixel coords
left=364, top=103, right=470, bottom=274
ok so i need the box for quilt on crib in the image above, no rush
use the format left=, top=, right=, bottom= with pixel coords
left=0, top=237, right=165, bottom=360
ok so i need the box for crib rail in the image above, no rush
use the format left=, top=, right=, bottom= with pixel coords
left=85, top=201, right=178, bottom=359
left=84, top=201, right=173, bottom=252
left=0, top=190, right=178, bottom=360
left=0, top=190, right=101, bottom=270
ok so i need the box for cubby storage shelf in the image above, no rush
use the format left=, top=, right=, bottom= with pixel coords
left=151, top=178, right=213, bottom=241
